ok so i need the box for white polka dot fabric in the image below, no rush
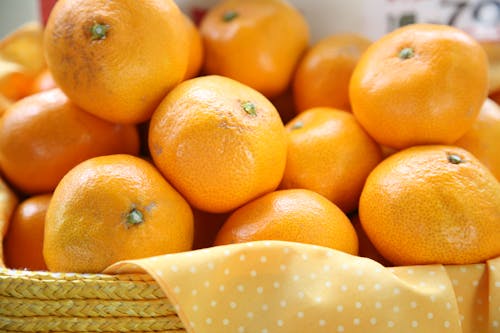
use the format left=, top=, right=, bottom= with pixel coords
left=106, top=240, right=500, bottom=333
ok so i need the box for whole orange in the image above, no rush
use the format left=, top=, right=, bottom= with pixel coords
left=280, top=107, right=383, bottom=213
left=149, top=75, right=287, bottom=213
left=349, top=23, right=489, bottom=149
left=359, top=145, right=500, bottom=266
left=0, top=88, right=140, bottom=195
left=43, top=0, right=189, bottom=124
left=454, top=98, right=500, bottom=181
left=293, top=33, right=371, bottom=112
left=4, top=194, right=51, bottom=271
left=199, top=0, right=309, bottom=98
left=44, top=154, right=194, bottom=273
left=214, top=189, right=358, bottom=255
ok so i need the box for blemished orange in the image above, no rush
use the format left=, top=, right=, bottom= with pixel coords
left=0, top=176, right=18, bottom=268
left=43, top=0, right=189, bottom=124
left=199, top=0, right=309, bottom=98
left=280, top=107, right=383, bottom=213
left=349, top=23, right=489, bottom=149
left=4, top=194, right=51, bottom=271
left=44, top=154, right=194, bottom=273
left=214, top=189, right=358, bottom=255
left=454, top=98, right=500, bottom=181
left=149, top=75, right=287, bottom=213
left=183, top=14, right=204, bottom=80
left=293, top=33, right=371, bottom=113
left=29, top=68, right=57, bottom=94
left=359, top=145, right=500, bottom=266
left=0, top=88, right=140, bottom=195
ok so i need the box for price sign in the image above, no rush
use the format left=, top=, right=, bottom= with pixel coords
left=382, top=0, right=499, bottom=41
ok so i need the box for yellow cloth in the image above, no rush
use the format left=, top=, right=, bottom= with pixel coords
left=106, top=240, right=500, bottom=333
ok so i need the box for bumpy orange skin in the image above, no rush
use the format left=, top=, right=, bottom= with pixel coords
left=44, top=0, right=189, bottom=124
left=280, top=107, right=383, bottom=213
left=214, top=189, right=358, bottom=255
left=349, top=24, right=489, bottom=149
left=44, top=154, right=194, bottom=273
left=4, top=194, right=51, bottom=271
left=199, top=0, right=309, bottom=98
left=293, top=34, right=371, bottom=112
left=0, top=89, right=140, bottom=195
left=149, top=75, right=287, bottom=213
left=454, top=98, right=500, bottom=181
left=359, top=145, right=500, bottom=266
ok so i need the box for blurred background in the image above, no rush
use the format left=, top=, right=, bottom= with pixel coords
left=0, top=1, right=38, bottom=39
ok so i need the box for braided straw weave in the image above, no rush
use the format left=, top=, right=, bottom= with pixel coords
left=0, top=268, right=186, bottom=332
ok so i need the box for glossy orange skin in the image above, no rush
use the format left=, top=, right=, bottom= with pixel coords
left=44, top=154, right=194, bottom=273
left=359, top=145, right=500, bottom=266
left=44, top=0, right=189, bottom=124
left=350, top=24, right=489, bottom=149
left=214, top=189, right=358, bottom=255
left=293, top=34, right=371, bottom=112
left=280, top=107, right=383, bottom=213
left=0, top=89, right=140, bottom=195
left=4, top=194, right=51, bottom=271
left=149, top=75, right=287, bottom=213
left=454, top=98, right=500, bottom=181
left=199, top=0, right=309, bottom=98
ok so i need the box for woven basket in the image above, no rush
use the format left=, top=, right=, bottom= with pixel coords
left=0, top=268, right=186, bottom=332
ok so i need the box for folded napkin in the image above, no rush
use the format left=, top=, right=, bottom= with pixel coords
left=106, top=240, right=499, bottom=333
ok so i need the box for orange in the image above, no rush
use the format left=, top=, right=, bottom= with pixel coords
left=359, top=145, right=500, bottom=266
left=4, top=194, right=51, bottom=271
left=214, top=189, right=358, bottom=255
left=43, top=0, right=189, bottom=124
left=480, top=41, right=500, bottom=94
left=349, top=23, right=489, bottom=149
left=454, top=98, right=500, bottom=181
left=280, top=107, right=383, bottom=213
left=0, top=88, right=140, bottom=195
left=183, top=14, right=204, bottom=80
left=293, top=33, right=371, bottom=113
left=0, top=176, right=18, bottom=268
left=29, top=68, right=57, bottom=94
left=149, top=75, right=287, bottom=213
left=0, top=67, right=33, bottom=101
left=44, top=154, right=194, bottom=273
left=199, top=0, right=309, bottom=98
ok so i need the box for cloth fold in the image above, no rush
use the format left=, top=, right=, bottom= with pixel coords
left=105, top=240, right=499, bottom=333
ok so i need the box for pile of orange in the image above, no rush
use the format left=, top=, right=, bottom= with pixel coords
left=0, top=0, right=499, bottom=273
